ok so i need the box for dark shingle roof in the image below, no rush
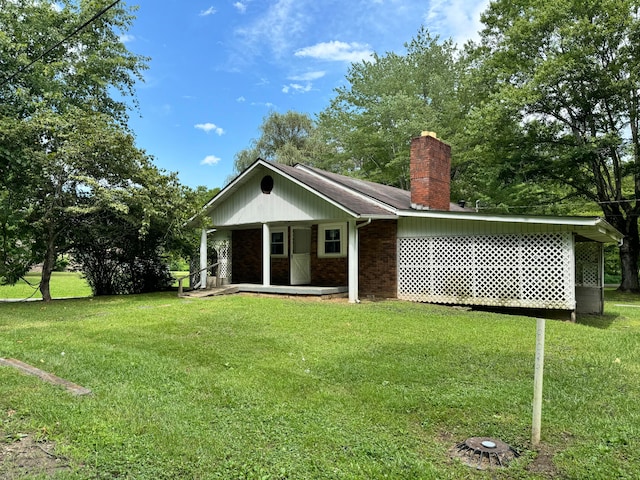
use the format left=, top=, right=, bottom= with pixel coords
left=299, top=166, right=412, bottom=209
left=269, top=162, right=466, bottom=214
left=268, top=163, right=397, bottom=216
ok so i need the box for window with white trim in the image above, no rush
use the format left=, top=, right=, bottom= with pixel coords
left=318, top=223, right=347, bottom=258
left=270, top=228, right=288, bottom=257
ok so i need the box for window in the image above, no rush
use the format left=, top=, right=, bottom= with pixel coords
left=270, top=228, right=288, bottom=257
left=318, top=223, right=347, bottom=258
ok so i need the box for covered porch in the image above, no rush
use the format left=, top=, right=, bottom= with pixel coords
left=195, top=221, right=359, bottom=301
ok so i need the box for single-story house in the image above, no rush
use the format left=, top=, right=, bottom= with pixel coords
left=193, top=132, right=623, bottom=317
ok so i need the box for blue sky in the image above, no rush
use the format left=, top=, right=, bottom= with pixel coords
left=123, top=0, right=489, bottom=189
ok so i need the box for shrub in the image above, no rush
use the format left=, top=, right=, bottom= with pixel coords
left=77, top=249, right=173, bottom=296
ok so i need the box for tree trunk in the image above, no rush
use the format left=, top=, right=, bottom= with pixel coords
left=39, top=239, right=56, bottom=302
left=617, top=217, right=640, bottom=292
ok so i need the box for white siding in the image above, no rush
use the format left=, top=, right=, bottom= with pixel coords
left=398, top=216, right=576, bottom=237
left=211, top=166, right=351, bottom=226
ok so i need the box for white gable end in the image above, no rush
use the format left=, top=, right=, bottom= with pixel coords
left=210, top=166, right=352, bottom=227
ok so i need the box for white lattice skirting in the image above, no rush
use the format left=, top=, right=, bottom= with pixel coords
left=213, top=240, right=231, bottom=280
left=575, top=242, right=601, bottom=287
left=398, top=232, right=576, bottom=310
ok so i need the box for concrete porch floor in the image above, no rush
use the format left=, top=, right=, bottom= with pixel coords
left=182, top=284, right=348, bottom=299
left=236, top=284, right=348, bottom=296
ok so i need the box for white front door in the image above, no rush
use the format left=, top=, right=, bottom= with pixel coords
left=291, top=227, right=311, bottom=285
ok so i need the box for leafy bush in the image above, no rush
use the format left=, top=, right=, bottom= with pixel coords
left=78, top=250, right=173, bottom=296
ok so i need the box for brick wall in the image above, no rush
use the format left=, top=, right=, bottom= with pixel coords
left=231, top=223, right=398, bottom=296
left=271, top=258, right=289, bottom=285
left=310, top=225, right=348, bottom=286
left=231, top=229, right=262, bottom=283
left=359, top=220, right=398, bottom=298
left=410, top=134, right=451, bottom=211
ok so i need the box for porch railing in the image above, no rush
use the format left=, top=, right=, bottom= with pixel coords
left=176, top=262, right=219, bottom=297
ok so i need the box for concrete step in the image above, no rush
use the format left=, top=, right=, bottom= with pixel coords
left=180, top=286, right=239, bottom=298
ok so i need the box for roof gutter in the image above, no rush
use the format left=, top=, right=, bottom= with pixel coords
left=356, top=218, right=372, bottom=229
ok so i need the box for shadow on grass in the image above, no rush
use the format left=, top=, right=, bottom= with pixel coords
left=471, top=306, right=574, bottom=321
left=576, top=313, right=618, bottom=329
left=469, top=306, right=622, bottom=330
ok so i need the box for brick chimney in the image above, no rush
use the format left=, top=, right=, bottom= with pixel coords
left=410, top=132, right=451, bottom=211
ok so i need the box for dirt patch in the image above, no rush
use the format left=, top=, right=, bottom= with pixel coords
left=0, top=432, right=71, bottom=478
left=527, top=444, right=560, bottom=478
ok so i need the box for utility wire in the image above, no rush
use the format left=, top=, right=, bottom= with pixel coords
left=0, top=0, right=121, bottom=88
left=475, top=198, right=637, bottom=211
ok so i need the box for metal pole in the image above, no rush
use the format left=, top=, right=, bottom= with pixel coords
left=532, top=317, right=546, bottom=446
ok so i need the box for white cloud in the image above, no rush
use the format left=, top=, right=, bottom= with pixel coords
left=154, top=104, right=172, bottom=117
left=234, top=2, right=247, bottom=13
left=288, top=71, right=325, bottom=82
left=235, top=0, right=308, bottom=58
left=251, top=102, right=276, bottom=108
left=282, top=83, right=312, bottom=94
left=426, top=0, right=490, bottom=45
left=201, top=155, right=222, bottom=166
left=294, top=41, right=374, bottom=63
left=195, top=123, right=225, bottom=135
left=199, top=6, right=217, bottom=17
left=236, top=96, right=246, bottom=102
left=119, top=34, right=135, bottom=43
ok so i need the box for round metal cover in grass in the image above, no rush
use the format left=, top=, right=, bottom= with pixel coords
left=453, top=437, right=518, bottom=470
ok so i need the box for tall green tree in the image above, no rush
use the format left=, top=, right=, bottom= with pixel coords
left=316, top=27, right=469, bottom=191
left=471, top=0, right=640, bottom=291
left=72, top=160, right=190, bottom=296
left=232, top=110, right=327, bottom=176
left=0, top=0, right=148, bottom=300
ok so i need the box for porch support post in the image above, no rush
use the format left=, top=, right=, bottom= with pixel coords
left=263, top=223, right=271, bottom=286
left=599, top=243, right=605, bottom=315
left=348, top=219, right=358, bottom=303
left=199, top=228, right=207, bottom=289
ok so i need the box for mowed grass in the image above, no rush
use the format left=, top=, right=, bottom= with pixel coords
left=0, top=271, right=190, bottom=300
left=0, top=272, right=92, bottom=300
left=0, top=291, right=638, bottom=479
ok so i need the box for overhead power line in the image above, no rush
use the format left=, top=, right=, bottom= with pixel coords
left=0, top=0, right=121, bottom=88
left=475, top=198, right=637, bottom=211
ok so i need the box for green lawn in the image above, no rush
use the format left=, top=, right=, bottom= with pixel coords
left=0, top=271, right=190, bottom=300
left=0, top=272, right=92, bottom=300
left=0, top=291, right=639, bottom=479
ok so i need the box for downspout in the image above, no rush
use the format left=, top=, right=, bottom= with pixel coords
left=357, top=218, right=372, bottom=230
